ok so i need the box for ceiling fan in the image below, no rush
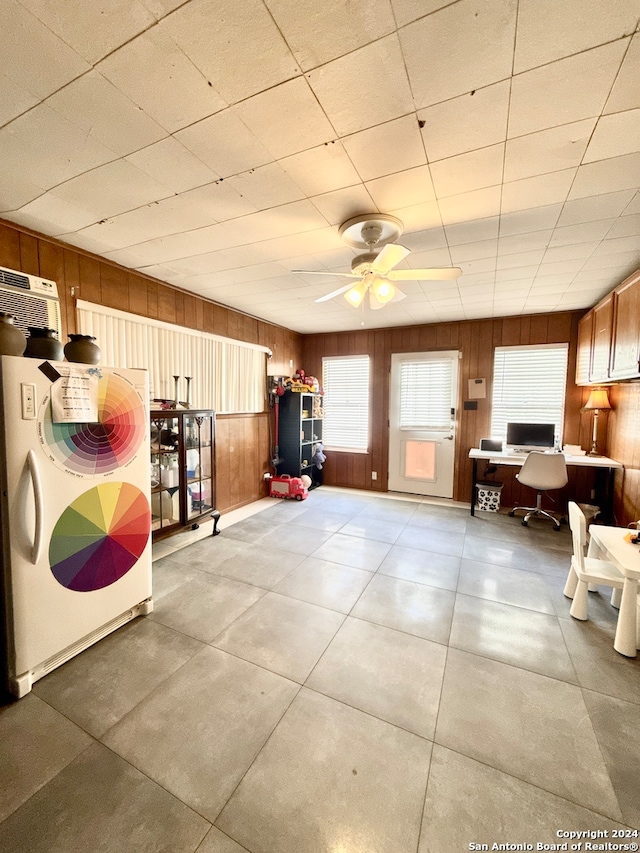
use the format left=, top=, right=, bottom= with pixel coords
left=293, top=214, right=462, bottom=310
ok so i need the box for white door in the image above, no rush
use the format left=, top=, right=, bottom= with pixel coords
left=388, top=351, right=459, bottom=497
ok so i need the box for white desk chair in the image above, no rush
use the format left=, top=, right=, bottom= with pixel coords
left=509, top=451, right=568, bottom=530
left=563, top=502, right=625, bottom=622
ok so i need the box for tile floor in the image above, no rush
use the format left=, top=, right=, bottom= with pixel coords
left=1, top=487, right=640, bottom=852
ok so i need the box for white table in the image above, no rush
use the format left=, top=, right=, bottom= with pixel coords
left=588, top=525, right=640, bottom=658
left=468, top=449, right=622, bottom=521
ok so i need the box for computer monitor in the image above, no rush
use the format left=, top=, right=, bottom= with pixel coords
left=506, top=422, right=555, bottom=452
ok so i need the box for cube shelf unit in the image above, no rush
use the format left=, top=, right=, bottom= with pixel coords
left=276, top=391, right=323, bottom=487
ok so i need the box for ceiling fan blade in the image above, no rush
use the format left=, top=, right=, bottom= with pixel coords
left=370, top=243, right=411, bottom=275
left=292, top=269, right=359, bottom=279
left=387, top=267, right=462, bottom=281
left=314, top=283, right=357, bottom=303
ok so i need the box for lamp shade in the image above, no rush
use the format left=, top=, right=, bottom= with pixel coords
left=584, top=387, right=611, bottom=411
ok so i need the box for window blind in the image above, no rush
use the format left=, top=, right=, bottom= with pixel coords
left=491, top=344, right=569, bottom=443
left=322, top=355, right=370, bottom=452
left=75, top=300, right=269, bottom=414
left=399, top=359, right=452, bottom=430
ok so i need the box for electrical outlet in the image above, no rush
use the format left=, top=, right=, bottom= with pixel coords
left=263, top=472, right=272, bottom=480
left=371, top=471, right=377, bottom=480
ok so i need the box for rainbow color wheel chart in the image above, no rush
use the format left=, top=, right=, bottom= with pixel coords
left=41, top=371, right=146, bottom=476
left=49, top=482, right=150, bottom=592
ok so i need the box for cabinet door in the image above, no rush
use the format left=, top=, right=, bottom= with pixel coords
left=575, top=312, right=593, bottom=385
left=610, top=272, right=640, bottom=380
left=590, top=294, right=613, bottom=382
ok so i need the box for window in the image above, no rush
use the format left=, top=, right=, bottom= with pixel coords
left=491, top=344, right=569, bottom=445
left=399, top=359, right=452, bottom=430
left=322, top=355, right=370, bottom=452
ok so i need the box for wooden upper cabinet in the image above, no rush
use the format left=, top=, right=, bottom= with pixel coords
left=610, top=270, right=640, bottom=381
left=575, top=312, right=594, bottom=385
left=589, top=293, right=614, bottom=382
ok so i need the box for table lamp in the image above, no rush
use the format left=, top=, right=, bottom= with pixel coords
left=583, top=387, right=611, bottom=456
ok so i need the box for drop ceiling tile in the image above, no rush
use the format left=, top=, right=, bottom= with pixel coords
left=0, top=171, right=47, bottom=213
left=604, top=33, right=640, bottom=114
left=236, top=78, right=336, bottom=160
left=242, top=226, right=343, bottom=263
left=265, top=0, right=396, bottom=71
left=175, top=110, right=272, bottom=178
left=365, top=165, right=435, bottom=212
left=498, top=205, right=562, bottom=237
left=105, top=223, right=238, bottom=266
left=532, top=274, right=575, bottom=289
left=542, top=243, right=596, bottom=263
left=0, top=71, right=39, bottom=126
left=498, top=230, right=553, bottom=255
left=226, top=164, right=305, bottom=210
left=501, top=169, right=576, bottom=214
left=454, top=271, right=496, bottom=287
left=496, top=249, right=545, bottom=270
left=459, top=256, right=501, bottom=275
left=163, top=0, right=300, bottom=105
left=438, top=186, right=502, bottom=226
left=390, top=0, right=452, bottom=27
left=556, top=190, right=635, bottom=226
left=592, top=235, right=640, bottom=256
left=444, top=217, right=500, bottom=246
left=508, top=41, right=628, bottom=138
left=97, top=25, right=228, bottom=133
left=419, top=81, right=510, bottom=163
left=401, top=227, right=449, bottom=252
left=537, top=259, right=586, bottom=275
left=52, top=160, right=172, bottom=222
left=47, top=71, right=167, bottom=157
left=514, top=0, right=639, bottom=73
left=407, top=248, right=456, bottom=269
left=450, top=240, right=498, bottom=263
left=583, top=109, right=640, bottom=163
left=9, top=191, right=97, bottom=235
left=0, top=104, right=116, bottom=190
left=220, top=201, right=329, bottom=248
left=568, top=152, right=640, bottom=199
left=430, top=144, right=504, bottom=198
left=504, top=119, right=595, bottom=183
left=306, top=36, right=414, bottom=136
left=126, top=139, right=219, bottom=194
left=494, top=279, right=533, bottom=293
left=0, top=0, right=90, bottom=100
left=280, top=144, right=362, bottom=197
left=310, top=186, right=377, bottom=226
left=549, top=219, right=616, bottom=246
left=400, top=0, right=516, bottom=108
left=581, top=250, right=639, bottom=270
left=389, top=201, right=443, bottom=233
left=624, top=192, right=640, bottom=214
left=607, top=213, right=640, bottom=238
left=495, top=267, right=538, bottom=282
left=343, top=116, right=427, bottom=182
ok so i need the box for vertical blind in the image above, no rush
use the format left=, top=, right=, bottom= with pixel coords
left=322, top=355, right=370, bottom=451
left=400, top=359, right=452, bottom=430
left=76, top=300, right=268, bottom=413
left=490, top=344, right=569, bottom=443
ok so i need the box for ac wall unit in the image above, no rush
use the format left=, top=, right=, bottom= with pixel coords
left=0, top=266, right=61, bottom=338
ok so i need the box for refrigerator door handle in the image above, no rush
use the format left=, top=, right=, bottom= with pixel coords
left=27, top=449, right=44, bottom=564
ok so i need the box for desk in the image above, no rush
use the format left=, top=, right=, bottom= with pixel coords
left=587, top=526, right=640, bottom=658
left=468, top=449, right=622, bottom=521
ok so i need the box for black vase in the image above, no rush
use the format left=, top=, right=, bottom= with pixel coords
left=24, top=327, right=63, bottom=360
left=64, top=334, right=101, bottom=364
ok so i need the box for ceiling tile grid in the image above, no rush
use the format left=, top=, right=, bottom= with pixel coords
left=0, top=0, right=638, bottom=333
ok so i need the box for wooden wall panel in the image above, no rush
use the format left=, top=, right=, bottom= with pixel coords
left=0, top=218, right=302, bottom=516
left=608, top=381, right=640, bottom=526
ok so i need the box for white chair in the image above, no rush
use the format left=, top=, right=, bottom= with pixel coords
left=509, top=451, right=568, bottom=530
left=563, top=501, right=625, bottom=621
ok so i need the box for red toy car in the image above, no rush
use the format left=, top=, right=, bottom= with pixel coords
left=269, top=475, right=308, bottom=501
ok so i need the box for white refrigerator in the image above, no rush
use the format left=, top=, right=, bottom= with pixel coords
left=0, top=355, right=153, bottom=698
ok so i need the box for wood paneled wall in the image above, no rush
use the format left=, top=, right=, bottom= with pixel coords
left=0, top=219, right=302, bottom=514
left=301, top=311, right=600, bottom=509
left=607, top=382, right=640, bottom=526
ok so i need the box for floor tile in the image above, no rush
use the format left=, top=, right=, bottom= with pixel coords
left=435, top=648, right=623, bottom=820
left=419, top=744, right=628, bottom=852
left=182, top=536, right=252, bottom=571
left=408, top=508, right=468, bottom=534
left=290, top=507, right=352, bottom=533
left=212, top=592, right=345, bottom=682
left=449, top=593, right=577, bottom=682
left=394, top=524, right=464, bottom=557
left=216, top=688, right=432, bottom=853
left=151, top=556, right=207, bottom=601
left=272, top=556, right=373, bottom=613
left=377, top=545, right=460, bottom=591
left=356, top=499, right=419, bottom=525
left=32, top=618, right=203, bottom=737
left=338, top=516, right=407, bottom=543
left=351, top=573, right=455, bottom=644
left=462, top=535, right=545, bottom=572
left=457, top=557, right=556, bottom=613
left=0, top=694, right=92, bottom=823
left=219, top=516, right=275, bottom=543
left=150, top=571, right=265, bottom=642
left=102, top=646, right=299, bottom=822
left=582, top=690, right=640, bottom=828
left=306, top=616, right=446, bottom=739
left=310, top=531, right=392, bottom=570
left=197, top=827, right=249, bottom=853
left=0, top=742, right=209, bottom=853
left=209, top=546, right=306, bottom=589
left=257, top=525, right=334, bottom=556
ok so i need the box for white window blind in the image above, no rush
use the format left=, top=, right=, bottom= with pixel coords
left=491, top=344, right=569, bottom=443
left=400, top=360, right=452, bottom=430
left=322, top=355, right=370, bottom=452
left=75, top=300, right=269, bottom=414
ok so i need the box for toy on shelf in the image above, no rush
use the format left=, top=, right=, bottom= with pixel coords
left=312, top=442, right=326, bottom=470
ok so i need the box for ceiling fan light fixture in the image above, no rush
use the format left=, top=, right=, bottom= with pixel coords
left=344, top=281, right=367, bottom=307
left=370, top=276, right=395, bottom=304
